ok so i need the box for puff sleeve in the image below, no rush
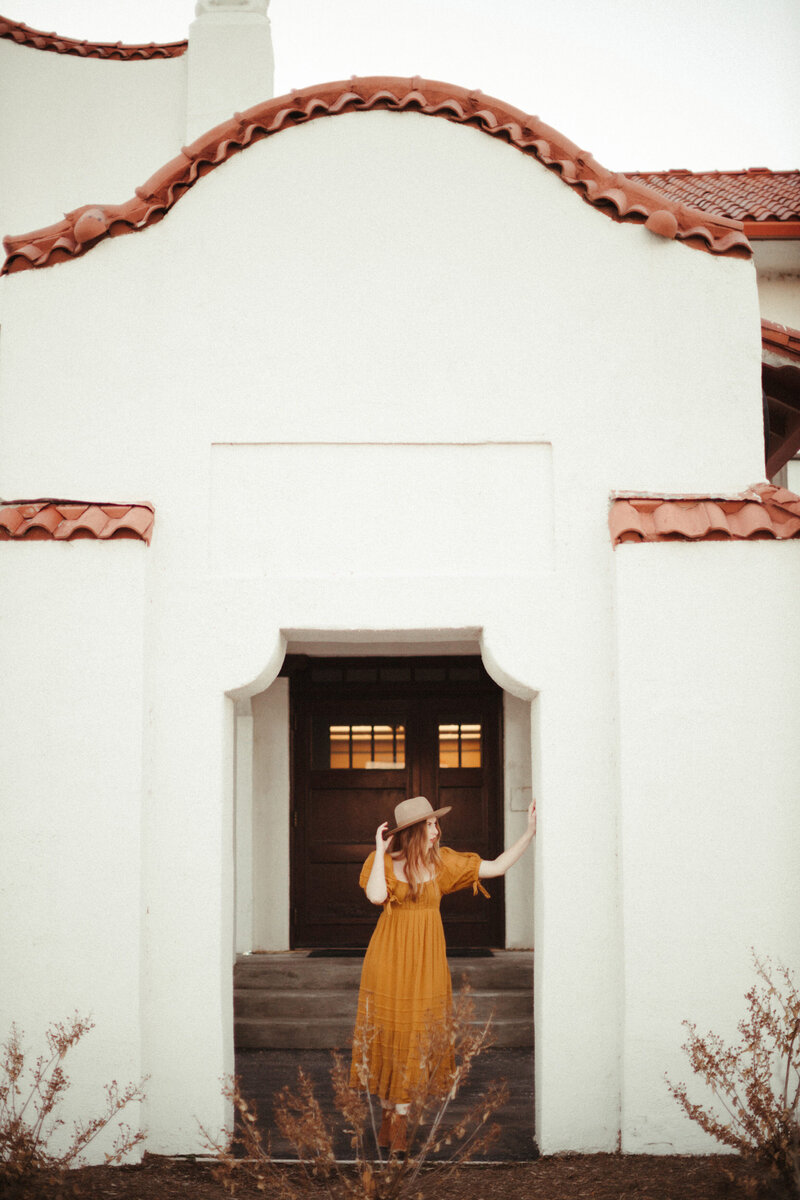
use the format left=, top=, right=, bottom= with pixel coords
left=358, top=852, right=396, bottom=905
left=437, top=846, right=490, bottom=897
left=359, top=851, right=377, bottom=891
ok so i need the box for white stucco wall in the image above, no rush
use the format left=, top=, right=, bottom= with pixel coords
left=0, top=111, right=764, bottom=501
left=0, top=542, right=147, bottom=1156
left=186, top=8, right=274, bottom=141
left=0, top=40, right=186, bottom=239
left=615, top=540, right=800, bottom=1152
left=785, top=458, right=800, bottom=492
left=753, top=240, right=800, bottom=329
left=0, top=7, right=275, bottom=243
left=0, top=105, right=774, bottom=1158
left=757, top=273, right=800, bottom=329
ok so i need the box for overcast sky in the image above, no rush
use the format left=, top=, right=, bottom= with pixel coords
left=6, top=0, right=800, bottom=169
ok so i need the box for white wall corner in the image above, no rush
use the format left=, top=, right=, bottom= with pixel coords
left=234, top=710, right=255, bottom=954
left=503, top=692, right=535, bottom=949
left=186, top=0, right=274, bottom=144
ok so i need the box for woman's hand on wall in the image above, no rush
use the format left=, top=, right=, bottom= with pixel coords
left=478, top=797, right=536, bottom=879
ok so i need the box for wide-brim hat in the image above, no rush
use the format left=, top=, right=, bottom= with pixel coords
left=387, top=795, right=452, bottom=836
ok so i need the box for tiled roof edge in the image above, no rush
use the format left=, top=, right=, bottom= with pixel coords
left=762, top=319, right=800, bottom=362
left=627, top=169, right=800, bottom=183
left=609, top=483, right=800, bottom=547
left=744, top=220, right=800, bottom=239
left=0, top=501, right=155, bottom=543
left=0, top=16, right=187, bottom=59
left=623, top=169, right=800, bottom=227
left=1, top=76, right=752, bottom=276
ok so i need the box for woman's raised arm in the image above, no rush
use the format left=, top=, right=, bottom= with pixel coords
left=365, top=821, right=393, bottom=904
left=478, top=799, right=536, bottom=879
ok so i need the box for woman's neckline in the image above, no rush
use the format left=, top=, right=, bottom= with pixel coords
left=388, top=853, right=434, bottom=885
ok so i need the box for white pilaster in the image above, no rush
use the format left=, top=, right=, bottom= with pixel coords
left=186, top=0, right=274, bottom=144
left=234, top=704, right=255, bottom=954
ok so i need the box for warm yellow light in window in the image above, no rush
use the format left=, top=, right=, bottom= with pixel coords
left=328, top=723, right=405, bottom=769
left=438, top=723, right=482, bottom=768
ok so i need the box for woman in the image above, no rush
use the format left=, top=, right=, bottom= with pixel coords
left=350, top=793, right=536, bottom=1152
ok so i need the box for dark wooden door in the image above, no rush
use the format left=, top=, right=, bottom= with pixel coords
left=289, top=657, right=504, bottom=948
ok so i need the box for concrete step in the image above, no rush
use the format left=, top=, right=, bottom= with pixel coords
left=235, top=957, right=364, bottom=990
left=235, top=951, right=532, bottom=991
left=234, top=951, right=533, bottom=1049
left=235, top=1015, right=532, bottom=1051
left=235, top=986, right=532, bottom=1023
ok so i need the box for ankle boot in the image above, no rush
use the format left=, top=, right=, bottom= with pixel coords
left=389, top=1112, right=407, bottom=1154
left=377, top=1109, right=392, bottom=1148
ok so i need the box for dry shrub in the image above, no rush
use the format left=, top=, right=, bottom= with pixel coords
left=0, top=1014, right=146, bottom=1198
left=205, top=985, right=509, bottom=1199
left=667, top=954, right=800, bottom=1195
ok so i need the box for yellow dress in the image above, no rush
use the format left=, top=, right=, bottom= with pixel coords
left=349, top=846, right=487, bottom=1104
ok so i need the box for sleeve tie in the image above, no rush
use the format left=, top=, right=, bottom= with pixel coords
left=473, top=879, right=490, bottom=900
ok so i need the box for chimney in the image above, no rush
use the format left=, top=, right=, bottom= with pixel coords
left=186, top=0, right=274, bottom=143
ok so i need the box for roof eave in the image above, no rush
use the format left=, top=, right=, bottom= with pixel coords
left=744, top=220, right=800, bottom=240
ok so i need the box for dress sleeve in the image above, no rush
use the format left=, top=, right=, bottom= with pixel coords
left=358, top=852, right=396, bottom=901
left=437, top=846, right=488, bottom=897
left=359, top=851, right=376, bottom=890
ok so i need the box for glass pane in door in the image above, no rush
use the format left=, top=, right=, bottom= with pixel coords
left=322, top=722, right=406, bottom=769
left=438, top=723, right=482, bottom=768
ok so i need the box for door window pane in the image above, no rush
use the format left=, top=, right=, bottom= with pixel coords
left=326, top=723, right=405, bottom=769
left=439, top=723, right=482, bottom=768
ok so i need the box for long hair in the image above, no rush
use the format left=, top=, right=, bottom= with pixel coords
left=391, top=820, right=442, bottom=899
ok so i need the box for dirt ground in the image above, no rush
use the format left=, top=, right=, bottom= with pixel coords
left=62, top=1152, right=792, bottom=1199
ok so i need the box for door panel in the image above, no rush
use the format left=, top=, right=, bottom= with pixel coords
left=289, top=657, right=504, bottom=948
left=434, top=782, right=486, bottom=841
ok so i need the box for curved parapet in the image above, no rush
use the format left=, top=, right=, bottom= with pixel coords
left=0, top=15, right=186, bottom=59
left=2, top=75, right=752, bottom=275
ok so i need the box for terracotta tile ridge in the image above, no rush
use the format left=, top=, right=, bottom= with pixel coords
left=1, top=76, right=752, bottom=276
left=0, top=499, right=155, bottom=543
left=609, top=483, right=800, bottom=546
left=762, top=319, right=800, bottom=362
left=0, top=15, right=186, bottom=59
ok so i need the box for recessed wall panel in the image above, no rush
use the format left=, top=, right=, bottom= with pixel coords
left=210, top=442, right=553, bottom=577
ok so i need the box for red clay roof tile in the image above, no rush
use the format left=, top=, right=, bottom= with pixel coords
left=0, top=16, right=186, bottom=59
left=763, top=319, right=800, bottom=362
left=0, top=501, right=154, bottom=543
left=609, top=483, right=800, bottom=546
left=1, top=76, right=752, bottom=276
left=625, top=170, right=800, bottom=238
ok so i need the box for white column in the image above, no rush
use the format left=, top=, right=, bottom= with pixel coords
left=186, top=1, right=274, bottom=144
left=234, top=703, right=254, bottom=954
left=252, top=678, right=291, bottom=950
left=503, top=692, right=535, bottom=948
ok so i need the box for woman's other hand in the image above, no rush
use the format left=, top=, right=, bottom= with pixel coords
left=527, top=798, right=537, bottom=838
left=375, top=821, right=393, bottom=854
